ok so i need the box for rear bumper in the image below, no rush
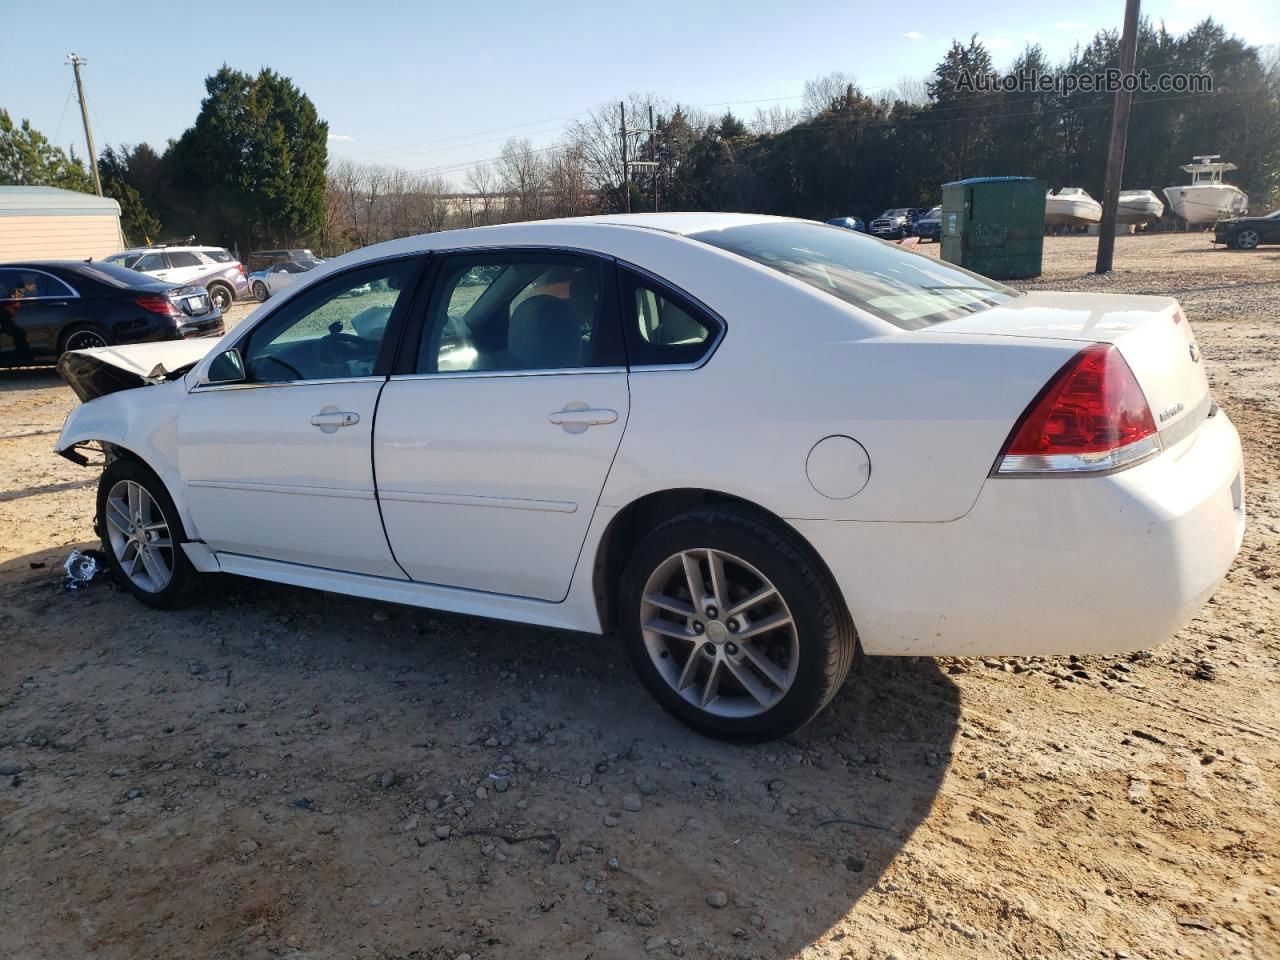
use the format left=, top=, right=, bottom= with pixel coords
left=792, top=408, right=1245, bottom=657
left=178, top=315, right=225, bottom=339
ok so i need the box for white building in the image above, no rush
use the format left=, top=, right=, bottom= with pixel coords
left=0, top=186, right=124, bottom=262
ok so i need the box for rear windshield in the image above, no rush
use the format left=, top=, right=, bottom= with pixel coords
left=690, top=221, right=1018, bottom=330
left=81, top=262, right=171, bottom=289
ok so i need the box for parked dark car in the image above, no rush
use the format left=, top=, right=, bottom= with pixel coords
left=0, top=261, right=224, bottom=367
left=246, top=247, right=318, bottom=272
left=914, top=205, right=943, bottom=242
left=1214, top=210, right=1280, bottom=250
left=824, top=216, right=866, bottom=233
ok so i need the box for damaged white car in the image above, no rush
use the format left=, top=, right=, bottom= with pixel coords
left=55, top=214, right=1246, bottom=739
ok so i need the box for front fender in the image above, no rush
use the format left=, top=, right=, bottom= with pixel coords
left=55, top=380, right=199, bottom=538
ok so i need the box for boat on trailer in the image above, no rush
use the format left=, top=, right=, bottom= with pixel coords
left=1045, top=188, right=1103, bottom=229
left=1163, top=156, right=1249, bottom=226
left=1116, top=190, right=1164, bottom=226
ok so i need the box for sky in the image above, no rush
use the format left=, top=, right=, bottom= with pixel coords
left=3, top=0, right=1277, bottom=187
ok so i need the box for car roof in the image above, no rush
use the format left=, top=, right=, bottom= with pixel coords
left=0, top=260, right=98, bottom=271
left=111, top=245, right=228, bottom=255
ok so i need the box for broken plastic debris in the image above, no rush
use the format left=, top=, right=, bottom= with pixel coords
left=62, top=549, right=102, bottom=591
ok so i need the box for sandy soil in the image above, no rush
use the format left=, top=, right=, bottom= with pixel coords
left=1, top=234, right=1277, bottom=960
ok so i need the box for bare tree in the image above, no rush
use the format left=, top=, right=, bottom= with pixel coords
left=749, top=104, right=801, bottom=135
left=802, top=71, right=858, bottom=117
left=497, top=138, right=548, bottom=220
left=894, top=74, right=930, bottom=106
left=545, top=145, right=595, bottom=217
left=465, top=162, right=498, bottom=224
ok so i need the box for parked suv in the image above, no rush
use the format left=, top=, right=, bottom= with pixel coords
left=102, top=244, right=248, bottom=312
left=869, top=208, right=921, bottom=240
left=914, top=206, right=943, bottom=242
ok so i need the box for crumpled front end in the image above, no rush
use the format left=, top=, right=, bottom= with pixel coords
left=56, top=340, right=221, bottom=402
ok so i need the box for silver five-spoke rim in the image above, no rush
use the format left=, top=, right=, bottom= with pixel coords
left=640, top=549, right=799, bottom=718
left=65, top=329, right=107, bottom=351
left=1238, top=230, right=1259, bottom=249
left=104, top=480, right=173, bottom=593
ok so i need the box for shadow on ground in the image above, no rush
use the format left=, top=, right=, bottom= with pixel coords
left=1, top=543, right=959, bottom=959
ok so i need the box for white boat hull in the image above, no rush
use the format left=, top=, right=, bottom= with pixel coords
left=1045, top=195, right=1103, bottom=227
left=1116, top=191, right=1164, bottom=225
left=1163, top=184, right=1249, bottom=225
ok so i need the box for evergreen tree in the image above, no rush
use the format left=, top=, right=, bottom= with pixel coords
left=0, top=110, right=95, bottom=191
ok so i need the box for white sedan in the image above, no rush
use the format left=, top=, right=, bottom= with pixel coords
left=54, top=214, right=1245, bottom=740
left=249, top=258, right=324, bottom=301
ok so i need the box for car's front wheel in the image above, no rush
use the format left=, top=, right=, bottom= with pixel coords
left=619, top=506, right=857, bottom=740
left=252, top=280, right=270, bottom=301
left=1231, top=229, right=1260, bottom=250
left=97, top=457, right=203, bottom=609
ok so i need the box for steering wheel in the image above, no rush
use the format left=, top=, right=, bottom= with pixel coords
left=318, top=332, right=368, bottom=366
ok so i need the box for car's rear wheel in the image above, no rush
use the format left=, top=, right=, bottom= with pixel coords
left=60, top=324, right=112, bottom=353
left=97, top=457, right=202, bottom=609
left=619, top=506, right=857, bottom=741
left=208, top=283, right=233, bottom=311
left=252, top=280, right=270, bottom=301
left=1231, top=229, right=1260, bottom=250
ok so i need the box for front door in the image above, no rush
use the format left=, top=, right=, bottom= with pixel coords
left=178, top=256, right=421, bottom=577
left=375, top=251, right=629, bottom=601
left=0, top=267, right=75, bottom=363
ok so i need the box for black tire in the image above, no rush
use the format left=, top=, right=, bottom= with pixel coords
left=59, top=323, right=113, bottom=353
left=208, top=283, right=233, bottom=312
left=618, top=505, right=857, bottom=741
left=252, top=280, right=270, bottom=301
left=96, top=457, right=203, bottom=610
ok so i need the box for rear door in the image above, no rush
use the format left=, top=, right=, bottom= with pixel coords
left=164, top=250, right=205, bottom=286
left=374, top=251, right=629, bottom=601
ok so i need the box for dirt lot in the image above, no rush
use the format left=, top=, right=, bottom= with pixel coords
left=1, top=234, right=1277, bottom=960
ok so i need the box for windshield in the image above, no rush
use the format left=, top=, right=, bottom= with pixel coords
left=690, top=220, right=1018, bottom=330
left=925, top=207, right=941, bottom=219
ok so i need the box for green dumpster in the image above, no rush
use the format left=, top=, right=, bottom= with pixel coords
left=940, top=176, right=1046, bottom=280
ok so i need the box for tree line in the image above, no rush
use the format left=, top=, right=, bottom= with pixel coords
left=2, top=18, right=1276, bottom=256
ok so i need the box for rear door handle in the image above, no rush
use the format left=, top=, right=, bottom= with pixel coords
left=310, top=409, right=360, bottom=433
left=548, top=407, right=618, bottom=428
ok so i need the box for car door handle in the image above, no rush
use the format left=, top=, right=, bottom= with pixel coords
left=310, top=410, right=360, bottom=431
left=548, top=407, right=618, bottom=427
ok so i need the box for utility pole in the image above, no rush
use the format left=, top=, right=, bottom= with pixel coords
left=620, top=101, right=630, bottom=214
left=1095, top=0, right=1140, bottom=274
left=67, top=53, right=103, bottom=197
left=649, top=104, right=658, bottom=213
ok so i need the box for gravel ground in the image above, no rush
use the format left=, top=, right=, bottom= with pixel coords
left=1, top=233, right=1277, bottom=960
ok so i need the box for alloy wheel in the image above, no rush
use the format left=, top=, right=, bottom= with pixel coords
left=1237, top=229, right=1260, bottom=250
left=639, top=548, right=799, bottom=718
left=104, top=479, right=174, bottom=593
left=211, top=287, right=231, bottom=311
left=64, top=328, right=108, bottom=351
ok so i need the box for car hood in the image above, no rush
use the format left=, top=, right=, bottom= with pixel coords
left=57, top=339, right=220, bottom=402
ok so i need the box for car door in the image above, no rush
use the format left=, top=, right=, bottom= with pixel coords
left=177, top=255, right=423, bottom=576
left=164, top=250, right=205, bottom=285
left=374, top=251, right=629, bottom=601
left=0, top=267, right=76, bottom=363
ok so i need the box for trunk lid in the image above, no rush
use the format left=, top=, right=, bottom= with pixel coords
left=935, top=291, right=1211, bottom=441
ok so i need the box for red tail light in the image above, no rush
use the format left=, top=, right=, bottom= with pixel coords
left=994, top=343, right=1161, bottom=475
left=237, top=263, right=246, bottom=275
left=135, top=294, right=181, bottom=318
